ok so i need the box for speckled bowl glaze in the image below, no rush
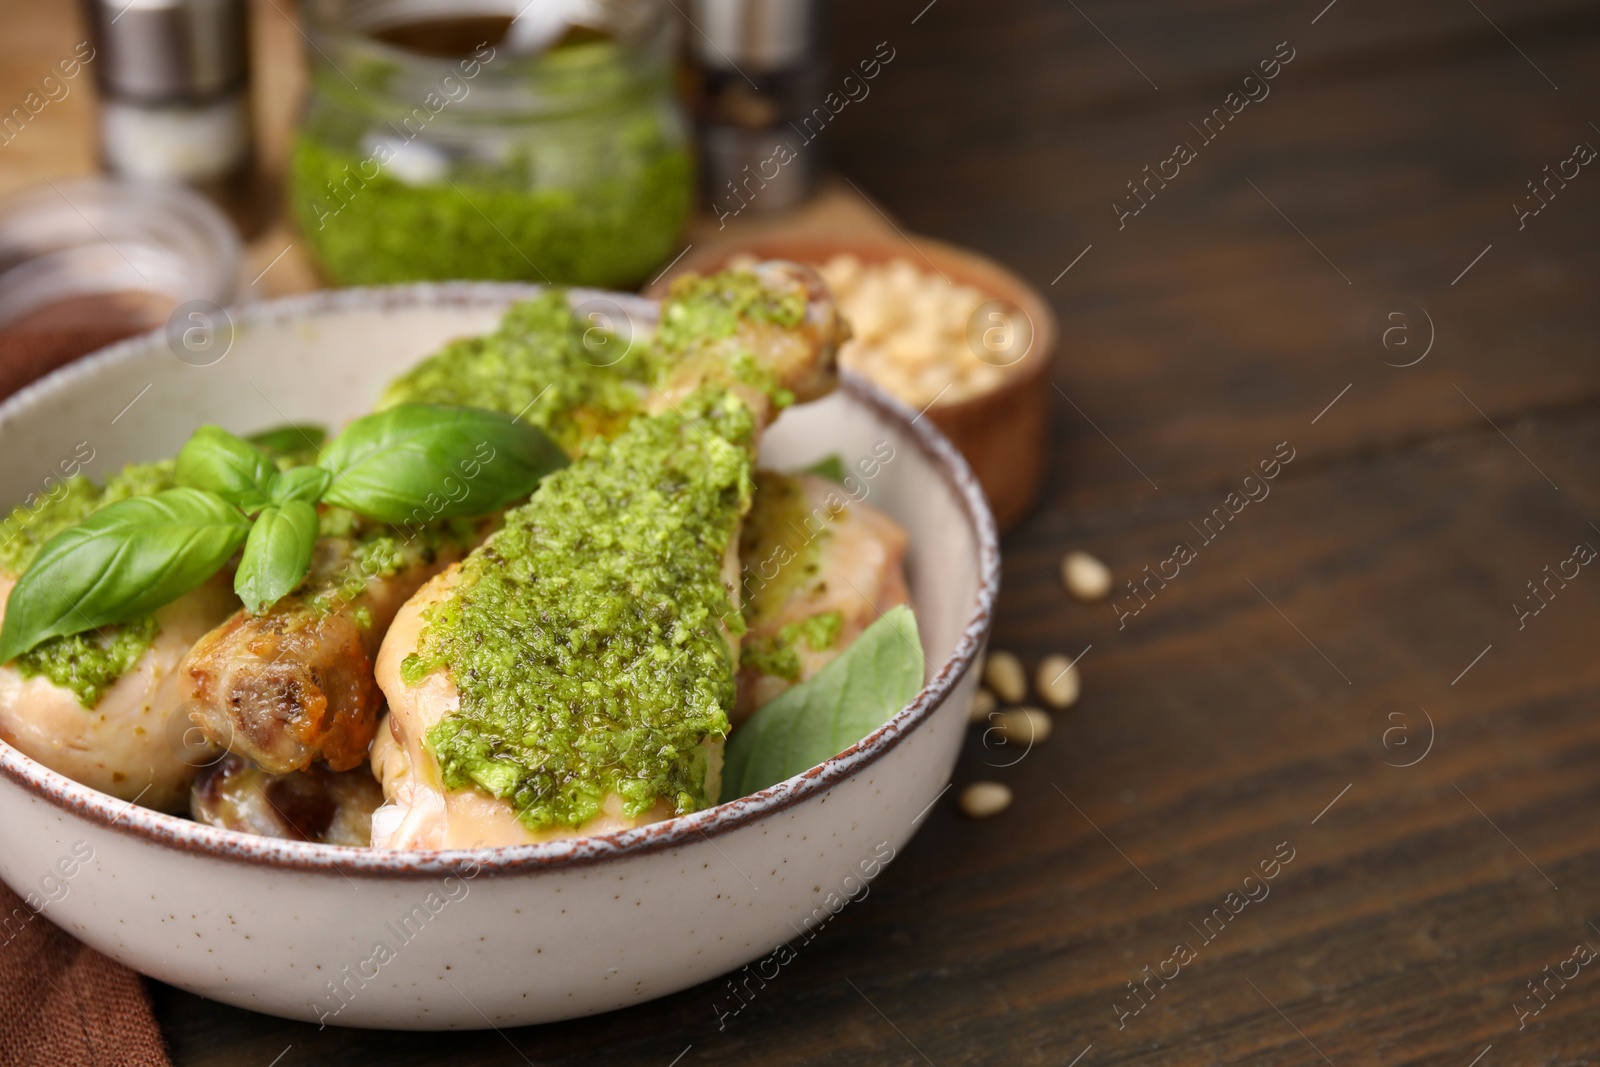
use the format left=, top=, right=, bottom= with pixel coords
left=0, top=283, right=997, bottom=1029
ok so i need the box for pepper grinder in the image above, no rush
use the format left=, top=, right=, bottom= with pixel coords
left=688, top=0, right=822, bottom=225
left=82, top=0, right=258, bottom=234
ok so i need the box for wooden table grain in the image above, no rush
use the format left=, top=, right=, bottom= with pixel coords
left=7, top=0, right=1600, bottom=1062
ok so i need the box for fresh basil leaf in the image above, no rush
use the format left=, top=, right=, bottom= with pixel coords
left=0, top=488, right=251, bottom=662
left=801, top=454, right=847, bottom=484
left=247, top=423, right=326, bottom=458
left=269, top=465, right=332, bottom=506
left=720, top=605, right=924, bottom=802
left=234, top=500, right=320, bottom=614
left=176, top=426, right=279, bottom=512
left=319, top=404, right=567, bottom=525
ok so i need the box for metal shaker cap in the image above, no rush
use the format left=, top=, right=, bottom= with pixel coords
left=689, top=0, right=817, bottom=72
left=84, top=0, right=250, bottom=102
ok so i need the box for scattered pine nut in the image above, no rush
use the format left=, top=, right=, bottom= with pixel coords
left=968, top=687, right=998, bottom=723
left=983, top=650, right=1027, bottom=703
left=994, top=706, right=1052, bottom=745
left=1062, top=550, right=1112, bottom=602
left=1037, top=654, right=1080, bottom=709
left=960, top=781, right=1013, bottom=819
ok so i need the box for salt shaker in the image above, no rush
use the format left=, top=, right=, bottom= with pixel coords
left=81, top=0, right=257, bottom=231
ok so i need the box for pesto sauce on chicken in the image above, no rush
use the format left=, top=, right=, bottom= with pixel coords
left=734, top=471, right=841, bottom=682
left=739, top=610, right=842, bottom=682
left=0, top=460, right=176, bottom=575
left=379, top=291, right=650, bottom=455
left=655, top=270, right=807, bottom=353
left=653, top=271, right=807, bottom=411
left=0, top=461, right=176, bottom=707
left=735, top=470, right=831, bottom=625
left=0, top=273, right=808, bottom=720
left=267, top=293, right=630, bottom=622
left=405, top=387, right=756, bottom=830
left=13, top=616, right=161, bottom=708
left=398, top=270, right=819, bottom=829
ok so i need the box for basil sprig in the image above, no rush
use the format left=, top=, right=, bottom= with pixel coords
left=0, top=405, right=564, bottom=661
left=247, top=423, right=326, bottom=456
left=234, top=500, right=320, bottom=615
left=269, top=465, right=333, bottom=506
left=177, top=425, right=281, bottom=513
left=320, top=405, right=566, bottom=525
left=0, top=490, right=251, bottom=663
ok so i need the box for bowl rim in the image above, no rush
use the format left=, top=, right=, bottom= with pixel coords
left=0, top=281, right=1000, bottom=879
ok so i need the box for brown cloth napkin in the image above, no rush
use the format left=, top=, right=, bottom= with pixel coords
left=0, top=299, right=175, bottom=1067
left=0, top=883, right=171, bottom=1066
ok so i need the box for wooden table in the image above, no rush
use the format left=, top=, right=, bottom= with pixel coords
left=9, top=0, right=1600, bottom=1062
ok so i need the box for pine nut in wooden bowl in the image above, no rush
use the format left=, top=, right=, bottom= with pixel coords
left=648, top=235, right=1056, bottom=529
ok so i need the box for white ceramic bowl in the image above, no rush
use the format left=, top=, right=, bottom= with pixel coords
left=0, top=283, right=997, bottom=1029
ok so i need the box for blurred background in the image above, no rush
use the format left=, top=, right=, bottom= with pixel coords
left=0, top=0, right=1064, bottom=529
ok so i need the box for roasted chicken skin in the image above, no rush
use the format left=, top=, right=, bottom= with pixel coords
left=182, top=522, right=469, bottom=774
left=371, top=263, right=847, bottom=849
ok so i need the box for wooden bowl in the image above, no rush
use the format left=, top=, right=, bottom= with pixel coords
left=647, top=235, right=1056, bottom=530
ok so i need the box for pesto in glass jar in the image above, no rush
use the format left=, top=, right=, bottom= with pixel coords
left=289, top=1, right=692, bottom=288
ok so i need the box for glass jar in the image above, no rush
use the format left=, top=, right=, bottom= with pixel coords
left=289, top=0, right=693, bottom=289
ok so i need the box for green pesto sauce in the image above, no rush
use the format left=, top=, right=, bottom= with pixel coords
left=739, top=610, right=842, bottom=682
left=655, top=271, right=807, bottom=412
left=313, top=290, right=647, bottom=617
left=13, top=615, right=160, bottom=707
left=406, top=387, right=755, bottom=830
left=737, top=471, right=832, bottom=627
left=380, top=291, right=646, bottom=455
left=656, top=271, right=807, bottom=354
left=304, top=507, right=478, bottom=620
left=0, top=460, right=175, bottom=707
left=288, top=135, right=692, bottom=289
